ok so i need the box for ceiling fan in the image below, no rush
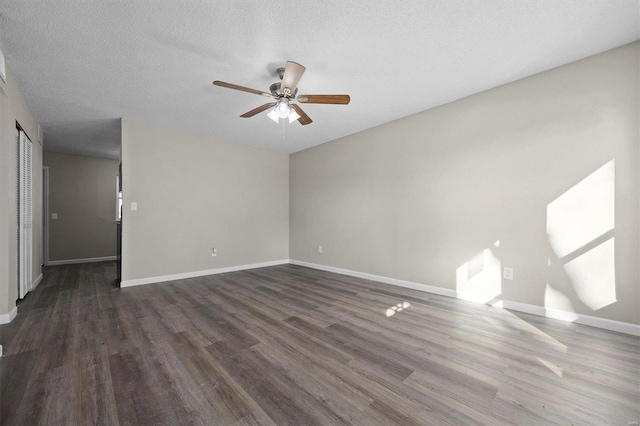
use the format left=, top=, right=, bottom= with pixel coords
left=213, top=61, right=350, bottom=125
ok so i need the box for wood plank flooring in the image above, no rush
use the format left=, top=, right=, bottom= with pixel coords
left=1, top=262, right=639, bottom=425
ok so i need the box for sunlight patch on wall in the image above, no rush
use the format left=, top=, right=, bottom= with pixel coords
left=547, top=161, right=614, bottom=258
left=456, top=248, right=501, bottom=304
left=544, top=283, right=578, bottom=320
left=563, top=238, right=616, bottom=310
left=546, top=160, right=616, bottom=312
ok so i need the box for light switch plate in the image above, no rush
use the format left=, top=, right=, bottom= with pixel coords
left=130, top=202, right=137, bottom=211
left=51, top=213, right=58, bottom=220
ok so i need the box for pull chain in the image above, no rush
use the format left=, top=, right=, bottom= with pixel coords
left=282, top=118, right=286, bottom=140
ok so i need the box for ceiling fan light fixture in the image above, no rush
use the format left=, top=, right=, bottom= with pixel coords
left=275, top=100, right=291, bottom=118
left=267, top=108, right=279, bottom=123
left=288, top=107, right=300, bottom=123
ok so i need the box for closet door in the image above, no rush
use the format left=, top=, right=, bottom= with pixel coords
left=18, top=130, right=32, bottom=298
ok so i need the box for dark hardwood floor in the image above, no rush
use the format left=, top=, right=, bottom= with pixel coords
left=1, top=262, right=638, bottom=425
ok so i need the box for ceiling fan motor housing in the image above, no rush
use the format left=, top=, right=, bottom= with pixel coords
left=270, top=82, right=297, bottom=98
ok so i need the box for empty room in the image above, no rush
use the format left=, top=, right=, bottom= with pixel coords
left=0, top=1, right=638, bottom=425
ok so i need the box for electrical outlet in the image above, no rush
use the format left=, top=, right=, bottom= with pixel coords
left=318, top=245, right=323, bottom=254
left=503, top=267, right=514, bottom=280
left=211, top=247, right=217, bottom=257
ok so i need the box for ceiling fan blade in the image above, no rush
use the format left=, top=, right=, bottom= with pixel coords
left=297, top=94, right=350, bottom=104
left=213, top=81, right=272, bottom=97
left=280, top=61, right=306, bottom=95
left=291, top=104, right=312, bottom=125
left=240, top=103, right=276, bottom=118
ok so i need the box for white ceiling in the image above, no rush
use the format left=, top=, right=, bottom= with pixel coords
left=0, top=1, right=638, bottom=158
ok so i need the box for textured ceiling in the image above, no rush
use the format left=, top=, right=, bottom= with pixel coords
left=0, top=0, right=638, bottom=159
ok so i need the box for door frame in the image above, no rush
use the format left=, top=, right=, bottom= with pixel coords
left=43, top=166, right=49, bottom=266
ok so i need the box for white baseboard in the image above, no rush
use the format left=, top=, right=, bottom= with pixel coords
left=121, top=259, right=290, bottom=288
left=47, top=256, right=117, bottom=266
left=0, top=306, right=17, bottom=325
left=32, top=273, right=43, bottom=290
left=290, top=260, right=640, bottom=337
left=496, top=300, right=640, bottom=336
left=290, top=259, right=458, bottom=298
left=0, top=275, right=43, bottom=327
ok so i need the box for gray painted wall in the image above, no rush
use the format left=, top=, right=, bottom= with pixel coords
left=121, top=119, right=289, bottom=282
left=290, top=42, right=639, bottom=325
left=0, top=63, right=41, bottom=319
left=44, top=152, right=119, bottom=262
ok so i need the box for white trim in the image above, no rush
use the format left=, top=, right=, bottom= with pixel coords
left=43, top=166, right=49, bottom=265
left=290, top=260, right=640, bottom=337
left=120, top=259, right=290, bottom=288
left=289, top=260, right=457, bottom=298
left=0, top=306, right=17, bottom=325
left=496, top=300, right=640, bottom=336
left=0, top=47, right=5, bottom=82
left=32, top=273, right=43, bottom=290
left=47, top=256, right=117, bottom=266
left=115, top=175, right=122, bottom=222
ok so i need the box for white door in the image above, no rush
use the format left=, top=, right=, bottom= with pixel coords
left=18, top=129, right=33, bottom=298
